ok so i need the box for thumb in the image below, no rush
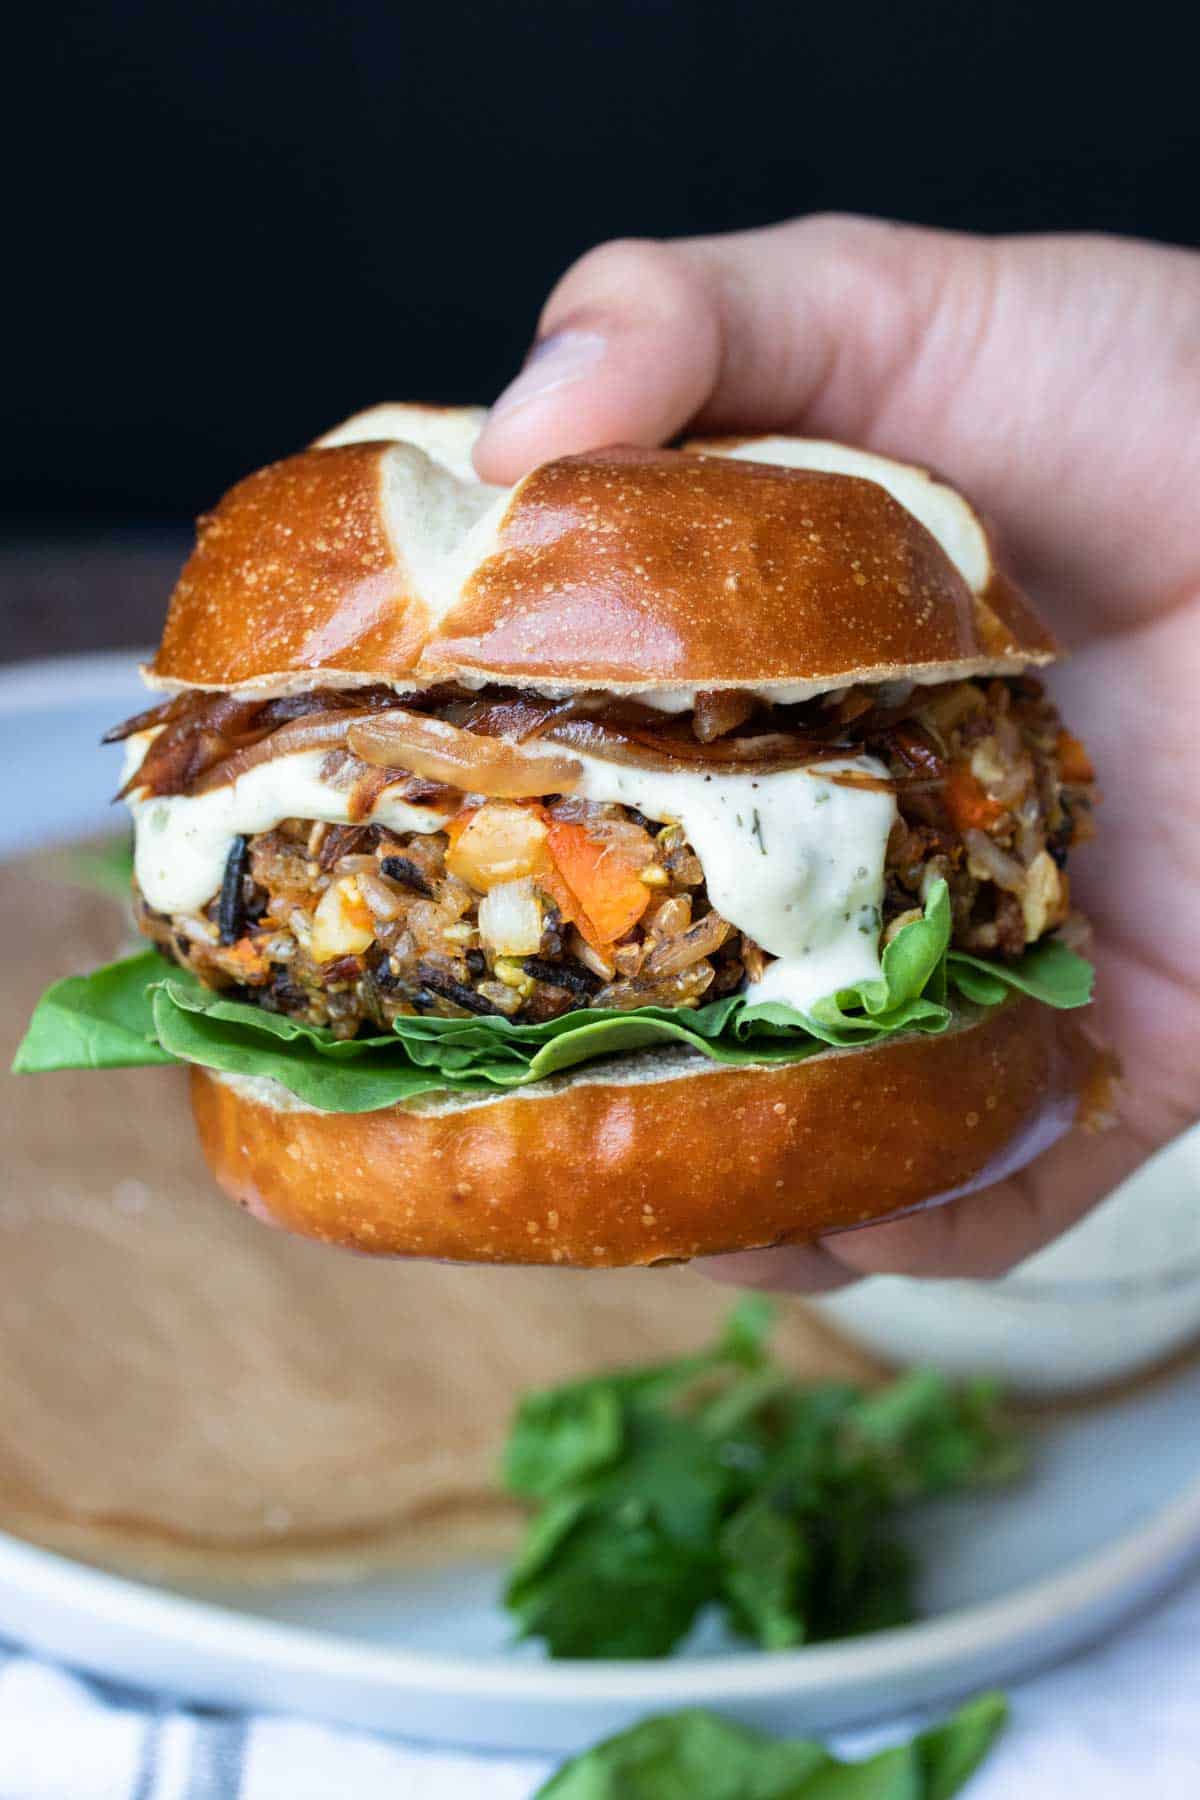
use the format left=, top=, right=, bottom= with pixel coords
left=473, top=216, right=937, bottom=479
left=473, top=215, right=1200, bottom=627
left=472, top=234, right=726, bottom=480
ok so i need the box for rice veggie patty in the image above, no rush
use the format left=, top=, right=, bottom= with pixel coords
left=122, top=674, right=1096, bottom=1039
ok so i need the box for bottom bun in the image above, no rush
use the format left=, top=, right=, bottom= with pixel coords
left=191, top=999, right=1105, bottom=1267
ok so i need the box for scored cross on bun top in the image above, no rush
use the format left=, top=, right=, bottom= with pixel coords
left=146, top=404, right=1057, bottom=699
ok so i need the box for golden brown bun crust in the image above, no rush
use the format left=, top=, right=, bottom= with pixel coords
left=153, top=445, right=431, bottom=687
left=190, top=1000, right=1099, bottom=1267
left=431, top=450, right=1039, bottom=685
left=150, top=442, right=1055, bottom=694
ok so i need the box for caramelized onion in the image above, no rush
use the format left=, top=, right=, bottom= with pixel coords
left=692, top=689, right=756, bottom=742
left=544, top=717, right=837, bottom=773
left=117, top=677, right=967, bottom=803
left=103, top=694, right=186, bottom=743
left=348, top=710, right=583, bottom=798
left=456, top=695, right=578, bottom=742
left=185, top=713, right=368, bottom=793
left=117, top=691, right=365, bottom=797
left=887, top=723, right=946, bottom=779
left=813, top=766, right=946, bottom=795
left=828, top=686, right=876, bottom=725
left=813, top=768, right=902, bottom=794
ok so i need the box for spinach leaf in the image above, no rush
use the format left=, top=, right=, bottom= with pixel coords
left=506, top=1499, right=717, bottom=1660
left=718, top=1492, right=811, bottom=1650
left=503, top=1387, right=625, bottom=1501
left=919, top=1694, right=1012, bottom=1800
left=948, top=940, right=1093, bottom=1010
left=501, top=1305, right=1022, bottom=1660
left=13, top=880, right=1093, bottom=1109
left=535, top=1709, right=830, bottom=1799
left=534, top=1694, right=1009, bottom=1799
left=11, top=950, right=173, bottom=1072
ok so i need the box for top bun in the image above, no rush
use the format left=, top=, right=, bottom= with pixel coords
left=147, top=404, right=1056, bottom=699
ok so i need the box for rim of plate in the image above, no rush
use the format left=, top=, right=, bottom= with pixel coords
left=4, top=1463, right=1200, bottom=1703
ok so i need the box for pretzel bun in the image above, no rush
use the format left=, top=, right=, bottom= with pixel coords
left=146, top=405, right=1056, bottom=699
left=149, top=404, right=1093, bottom=1264
left=191, top=1000, right=1102, bottom=1266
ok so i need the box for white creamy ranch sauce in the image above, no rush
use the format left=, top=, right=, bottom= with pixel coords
left=568, top=751, right=897, bottom=1014
left=123, top=735, right=455, bottom=917
left=123, top=734, right=898, bottom=1018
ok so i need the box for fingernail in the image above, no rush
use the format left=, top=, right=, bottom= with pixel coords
left=488, top=328, right=608, bottom=419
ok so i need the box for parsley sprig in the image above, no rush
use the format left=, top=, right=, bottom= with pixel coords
left=502, top=1299, right=1023, bottom=1660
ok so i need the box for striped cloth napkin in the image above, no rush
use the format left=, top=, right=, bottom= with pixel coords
left=2, top=1569, right=1200, bottom=1799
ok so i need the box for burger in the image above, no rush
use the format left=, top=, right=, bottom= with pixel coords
left=17, top=405, right=1103, bottom=1265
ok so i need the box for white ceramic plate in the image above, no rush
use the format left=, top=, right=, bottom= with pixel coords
left=3, top=652, right=1200, bottom=1754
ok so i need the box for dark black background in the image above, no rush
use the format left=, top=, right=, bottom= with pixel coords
left=9, top=0, right=1198, bottom=528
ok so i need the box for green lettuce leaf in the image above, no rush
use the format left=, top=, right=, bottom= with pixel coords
left=501, top=1302, right=1023, bottom=1662
left=12, top=881, right=1094, bottom=1111
left=12, top=951, right=174, bottom=1072
left=150, top=979, right=450, bottom=1110
left=533, top=1695, right=1009, bottom=1799
left=792, top=876, right=953, bottom=1044
left=948, top=938, right=1094, bottom=1010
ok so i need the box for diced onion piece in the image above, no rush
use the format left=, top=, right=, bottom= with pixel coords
left=310, top=876, right=376, bottom=961
left=642, top=908, right=732, bottom=978
left=479, top=879, right=544, bottom=956
left=646, top=895, right=692, bottom=938
left=969, top=733, right=1029, bottom=806
left=445, top=803, right=550, bottom=891
left=612, top=940, right=645, bottom=977
left=348, top=711, right=582, bottom=798
left=963, top=828, right=1027, bottom=894
left=1020, top=850, right=1067, bottom=941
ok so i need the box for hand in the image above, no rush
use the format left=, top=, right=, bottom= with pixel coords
left=473, top=216, right=1200, bottom=1291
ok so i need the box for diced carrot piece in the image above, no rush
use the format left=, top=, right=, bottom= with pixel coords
left=544, top=820, right=651, bottom=948
left=943, top=766, right=1006, bottom=832
left=222, top=937, right=269, bottom=983
left=1056, top=730, right=1096, bottom=785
